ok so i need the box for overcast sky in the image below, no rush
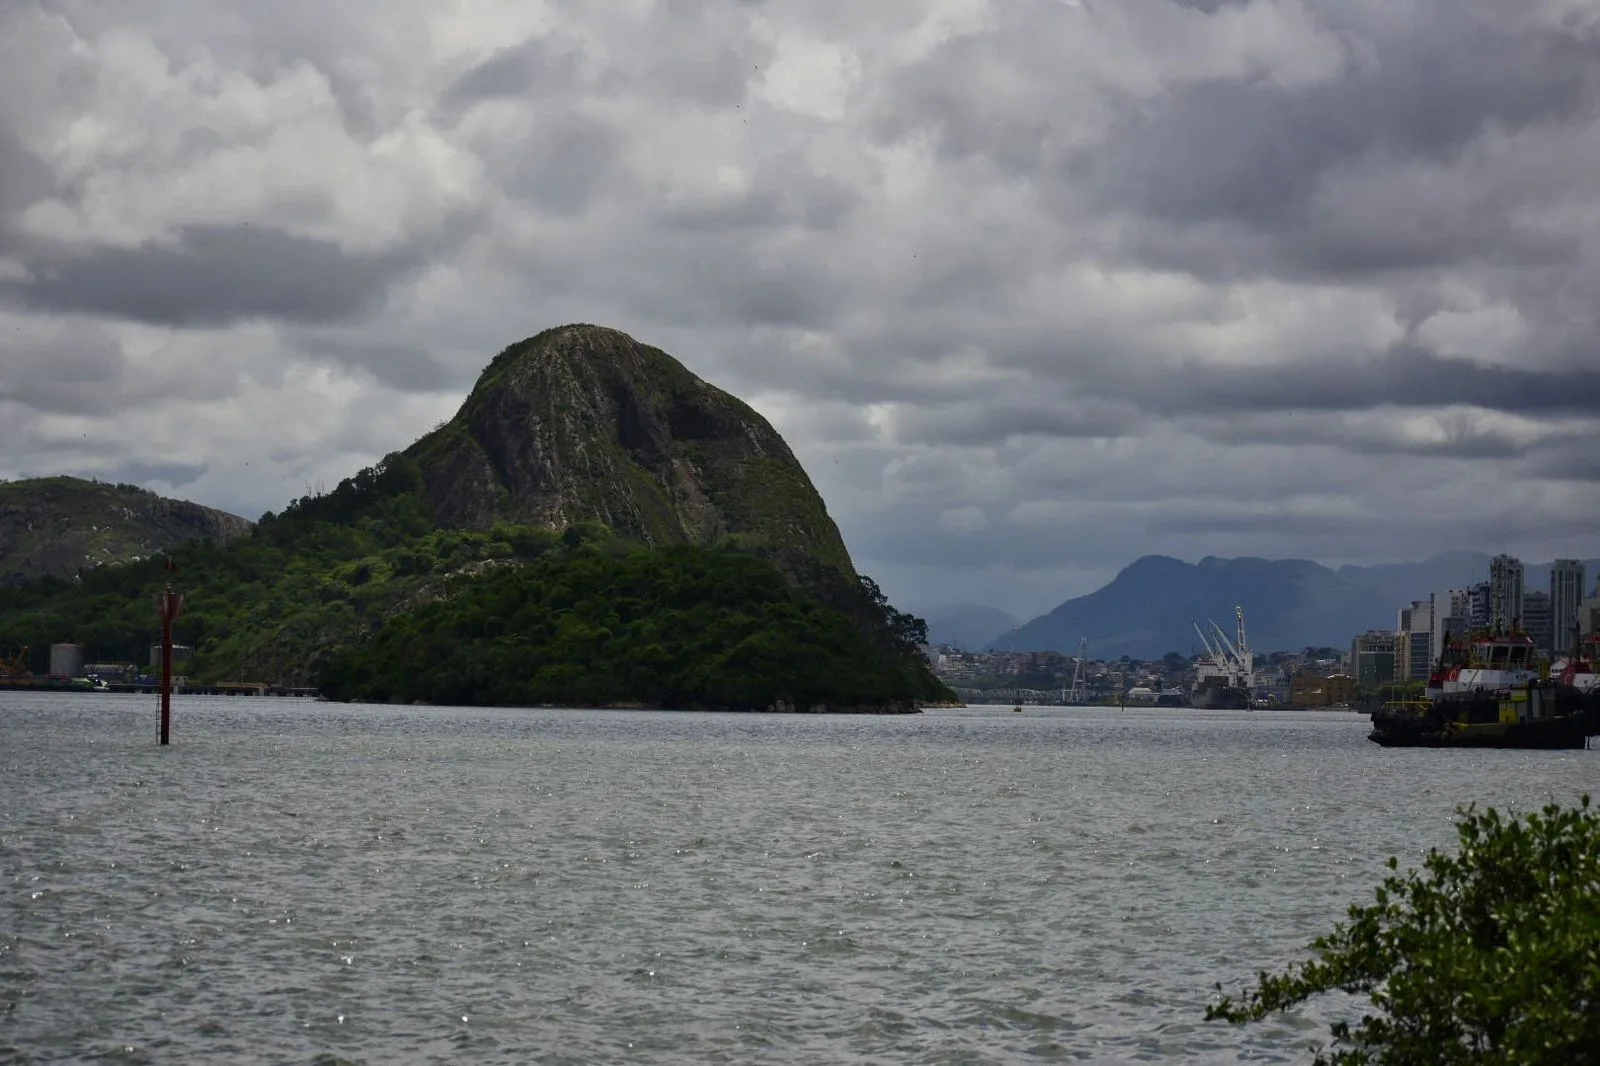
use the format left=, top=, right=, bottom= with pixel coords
left=3, top=0, right=1599, bottom=620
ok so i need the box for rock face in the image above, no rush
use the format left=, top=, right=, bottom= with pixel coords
left=406, top=324, right=855, bottom=577
left=0, top=477, right=252, bottom=585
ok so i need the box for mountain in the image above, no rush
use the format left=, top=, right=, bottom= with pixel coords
left=403, top=324, right=853, bottom=578
left=0, top=477, right=251, bottom=586
left=922, top=604, right=1019, bottom=649
left=991, top=552, right=1600, bottom=660
left=0, top=326, right=948, bottom=711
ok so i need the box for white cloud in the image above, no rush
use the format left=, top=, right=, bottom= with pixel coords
left=1, top=0, right=1598, bottom=619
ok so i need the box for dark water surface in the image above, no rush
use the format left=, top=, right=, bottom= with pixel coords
left=2, top=695, right=1594, bottom=1063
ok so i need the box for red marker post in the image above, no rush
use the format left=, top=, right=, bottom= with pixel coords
left=156, top=558, right=184, bottom=746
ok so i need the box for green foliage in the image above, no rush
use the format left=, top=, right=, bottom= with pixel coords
left=0, top=476, right=245, bottom=586
left=0, top=455, right=949, bottom=710
left=0, top=458, right=518, bottom=684
left=1209, top=796, right=1600, bottom=1065
left=317, top=543, right=951, bottom=710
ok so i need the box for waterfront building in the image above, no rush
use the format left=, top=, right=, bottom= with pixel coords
left=1550, top=559, right=1586, bottom=654
left=1522, top=590, right=1552, bottom=653
left=1581, top=580, right=1600, bottom=640
left=1350, top=629, right=1396, bottom=688
left=1468, top=581, right=1491, bottom=630
left=1489, top=554, right=1524, bottom=632
left=1430, top=587, right=1469, bottom=660
left=1289, top=671, right=1355, bottom=708
left=1396, top=600, right=1433, bottom=681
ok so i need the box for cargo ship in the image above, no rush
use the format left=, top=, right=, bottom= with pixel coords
left=1368, top=631, right=1599, bottom=749
left=1191, top=675, right=1251, bottom=710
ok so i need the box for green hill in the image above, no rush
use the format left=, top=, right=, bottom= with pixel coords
left=0, top=327, right=949, bottom=711
left=0, top=476, right=250, bottom=586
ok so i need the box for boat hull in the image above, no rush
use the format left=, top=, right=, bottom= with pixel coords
left=1191, top=681, right=1250, bottom=710
left=1369, top=685, right=1598, bottom=750
left=1368, top=717, right=1592, bottom=749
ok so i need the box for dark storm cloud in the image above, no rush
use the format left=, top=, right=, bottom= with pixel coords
left=289, top=331, right=456, bottom=392
left=0, top=126, right=54, bottom=247
left=890, top=399, right=1138, bottom=447
left=631, top=40, right=749, bottom=108
left=0, top=330, right=126, bottom=416
left=1155, top=346, right=1600, bottom=418
left=441, top=35, right=588, bottom=110
left=109, top=460, right=206, bottom=488
left=1165, top=0, right=1249, bottom=11
left=1192, top=410, right=1542, bottom=461
left=1083, top=18, right=1595, bottom=232
left=652, top=149, right=859, bottom=232
left=4, top=225, right=423, bottom=327
left=1525, top=442, right=1600, bottom=484
left=489, top=110, right=623, bottom=215
left=604, top=0, right=762, bottom=107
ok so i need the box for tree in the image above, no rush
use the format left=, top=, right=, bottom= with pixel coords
left=1208, top=796, right=1600, bottom=1065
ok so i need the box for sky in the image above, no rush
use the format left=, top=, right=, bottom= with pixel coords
left=2, top=0, right=1599, bottom=621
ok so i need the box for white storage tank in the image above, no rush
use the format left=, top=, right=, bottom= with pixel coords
left=50, top=643, right=86, bottom=678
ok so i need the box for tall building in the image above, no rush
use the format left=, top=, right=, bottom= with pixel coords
left=1396, top=600, right=1433, bottom=680
left=1581, top=575, right=1600, bottom=641
left=1550, top=559, right=1586, bottom=655
left=1523, top=590, right=1552, bottom=653
left=1468, top=581, right=1491, bottom=630
left=1489, top=554, right=1524, bottom=632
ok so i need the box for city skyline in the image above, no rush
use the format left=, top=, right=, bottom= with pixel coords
left=1385, top=553, right=1598, bottom=685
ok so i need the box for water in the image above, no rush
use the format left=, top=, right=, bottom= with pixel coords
left=2, top=695, right=1594, bottom=1064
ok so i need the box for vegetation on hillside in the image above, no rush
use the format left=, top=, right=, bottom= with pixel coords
left=317, top=541, right=943, bottom=710
left=0, top=476, right=249, bottom=586
left=0, top=454, right=950, bottom=710
left=1209, top=796, right=1600, bottom=1064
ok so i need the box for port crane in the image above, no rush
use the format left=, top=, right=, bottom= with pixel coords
left=2, top=645, right=30, bottom=677
left=1062, top=637, right=1088, bottom=704
left=1192, top=607, right=1254, bottom=690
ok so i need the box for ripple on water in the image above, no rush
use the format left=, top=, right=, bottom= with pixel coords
left=1, top=696, right=1594, bottom=1063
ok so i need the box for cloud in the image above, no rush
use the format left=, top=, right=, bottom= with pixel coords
left=2, top=0, right=1599, bottom=624
left=5, top=225, right=424, bottom=326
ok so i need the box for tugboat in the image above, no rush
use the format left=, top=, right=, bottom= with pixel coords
left=1368, top=630, right=1599, bottom=749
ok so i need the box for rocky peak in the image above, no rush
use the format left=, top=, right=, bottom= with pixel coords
left=406, top=325, right=855, bottom=576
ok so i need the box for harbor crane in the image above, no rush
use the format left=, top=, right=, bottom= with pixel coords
left=2, top=645, right=29, bottom=677
left=1063, top=637, right=1088, bottom=704
left=1192, top=607, right=1254, bottom=691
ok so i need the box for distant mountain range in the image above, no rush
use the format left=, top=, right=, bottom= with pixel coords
left=985, top=552, right=1600, bottom=660
left=919, top=604, right=1019, bottom=650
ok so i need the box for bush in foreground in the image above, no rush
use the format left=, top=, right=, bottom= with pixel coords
left=1209, top=796, right=1600, bottom=1065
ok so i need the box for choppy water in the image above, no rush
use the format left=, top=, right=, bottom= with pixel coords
left=2, top=695, right=1594, bottom=1064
